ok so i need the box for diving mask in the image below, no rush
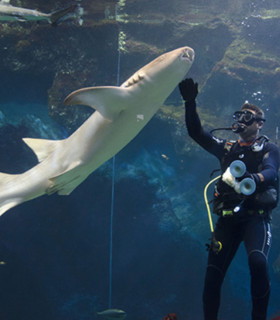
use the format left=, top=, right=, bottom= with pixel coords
left=210, top=109, right=265, bottom=134
left=233, top=110, right=265, bottom=126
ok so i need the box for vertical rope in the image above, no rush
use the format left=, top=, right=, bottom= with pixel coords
left=108, top=156, right=115, bottom=309
left=115, top=2, right=121, bottom=87
left=108, top=2, right=121, bottom=309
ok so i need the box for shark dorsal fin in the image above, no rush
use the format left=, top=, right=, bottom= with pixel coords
left=64, top=86, right=130, bottom=120
left=23, top=138, right=60, bottom=162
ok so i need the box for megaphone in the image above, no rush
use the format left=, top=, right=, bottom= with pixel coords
left=240, top=177, right=256, bottom=195
left=230, top=160, right=246, bottom=178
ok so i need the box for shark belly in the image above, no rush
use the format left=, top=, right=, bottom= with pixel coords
left=46, top=102, right=157, bottom=195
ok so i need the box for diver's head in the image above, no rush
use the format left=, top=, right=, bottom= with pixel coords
left=232, top=103, right=265, bottom=140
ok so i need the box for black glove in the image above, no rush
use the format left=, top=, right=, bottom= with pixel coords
left=240, top=171, right=261, bottom=185
left=179, top=78, right=198, bottom=102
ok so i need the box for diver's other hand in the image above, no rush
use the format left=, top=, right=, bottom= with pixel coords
left=179, top=78, right=198, bottom=102
left=222, top=167, right=241, bottom=194
left=243, top=171, right=262, bottom=185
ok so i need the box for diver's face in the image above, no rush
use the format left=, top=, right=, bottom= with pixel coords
left=238, top=109, right=263, bottom=141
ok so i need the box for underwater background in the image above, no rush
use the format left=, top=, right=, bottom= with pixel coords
left=1, top=0, right=280, bottom=319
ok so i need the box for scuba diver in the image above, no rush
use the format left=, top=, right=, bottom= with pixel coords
left=178, top=78, right=280, bottom=320
left=161, top=313, right=177, bottom=320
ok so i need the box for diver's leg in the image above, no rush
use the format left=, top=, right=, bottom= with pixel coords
left=243, top=214, right=271, bottom=320
left=203, top=217, right=241, bottom=320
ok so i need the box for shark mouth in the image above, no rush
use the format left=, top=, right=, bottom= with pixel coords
left=181, top=48, right=195, bottom=62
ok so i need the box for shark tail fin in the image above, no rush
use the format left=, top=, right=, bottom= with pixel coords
left=49, top=4, right=78, bottom=26
left=0, top=172, right=22, bottom=216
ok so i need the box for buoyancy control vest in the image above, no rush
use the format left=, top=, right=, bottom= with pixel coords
left=213, top=136, right=279, bottom=214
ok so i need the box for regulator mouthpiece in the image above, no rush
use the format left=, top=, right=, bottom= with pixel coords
left=232, top=122, right=245, bottom=133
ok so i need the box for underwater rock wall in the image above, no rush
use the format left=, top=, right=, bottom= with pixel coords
left=2, top=0, right=280, bottom=133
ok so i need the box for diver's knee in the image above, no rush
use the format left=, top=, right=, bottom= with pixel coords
left=204, top=265, right=224, bottom=290
left=248, top=250, right=268, bottom=276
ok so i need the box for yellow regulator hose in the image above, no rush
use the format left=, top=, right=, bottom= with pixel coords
left=203, top=175, right=222, bottom=254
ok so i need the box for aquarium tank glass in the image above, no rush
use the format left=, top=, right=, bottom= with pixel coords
left=0, top=0, right=280, bottom=319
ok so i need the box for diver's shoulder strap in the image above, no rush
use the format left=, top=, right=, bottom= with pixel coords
left=224, top=136, right=270, bottom=154
left=223, top=140, right=237, bottom=153
left=252, top=135, right=270, bottom=153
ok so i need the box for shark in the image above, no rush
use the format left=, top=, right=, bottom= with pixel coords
left=97, top=309, right=127, bottom=320
left=0, top=0, right=82, bottom=25
left=0, top=46, right=194, bottom=215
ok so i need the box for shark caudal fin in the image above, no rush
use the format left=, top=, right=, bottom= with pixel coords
left=49, top=4, right=78, bottom=26
left=0, top=172, right=22, bottom=216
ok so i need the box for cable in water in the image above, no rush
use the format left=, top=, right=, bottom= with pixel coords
left=108, top=2, right=122, bottom=310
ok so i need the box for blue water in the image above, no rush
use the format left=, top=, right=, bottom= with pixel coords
left=1, top=1, right=280, bottom=320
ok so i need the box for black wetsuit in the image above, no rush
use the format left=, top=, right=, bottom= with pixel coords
left=185, top=100, right=280, bottom=320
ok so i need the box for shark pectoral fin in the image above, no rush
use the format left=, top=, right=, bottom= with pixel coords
left=48, top=172, right=87, bottom=196
left=0, top=200, right=21, bottom=216
left=0, top=173, right=22, bottom=215
left=64, top=86, right=130, bottom=120
left=23, top=138, right=61, bottom=162
left=47, top=161, right=86, bottom=196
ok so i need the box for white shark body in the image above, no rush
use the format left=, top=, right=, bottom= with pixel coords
left=0, top=0, right=80, bottom=25
left=0, top=46, right=194, bottom=215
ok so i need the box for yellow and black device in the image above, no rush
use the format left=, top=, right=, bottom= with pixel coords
left=204, top=175, right=223, bottom=254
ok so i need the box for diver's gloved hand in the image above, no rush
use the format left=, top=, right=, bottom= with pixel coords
left=243, top=171, right=262, bottom=185
left=179, top=78, right=198, bottom=102
left=222, top=167, right=241, bottom=194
